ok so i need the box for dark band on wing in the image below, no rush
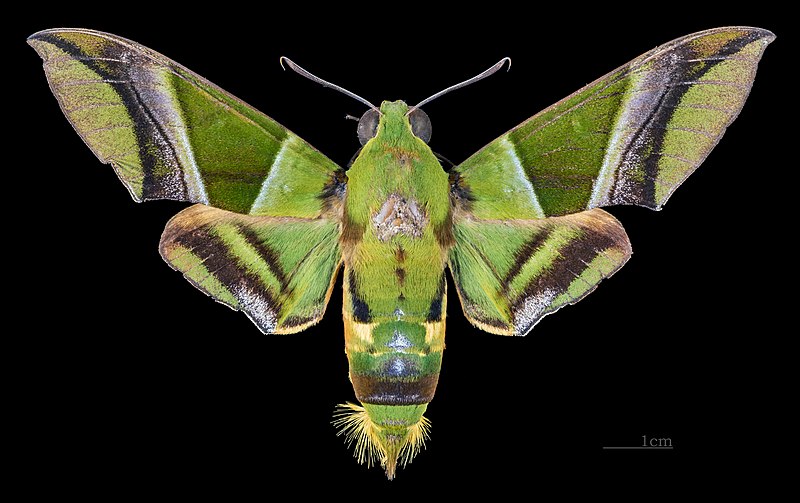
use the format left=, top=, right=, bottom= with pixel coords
left=33, top=32, right=187, bottom=200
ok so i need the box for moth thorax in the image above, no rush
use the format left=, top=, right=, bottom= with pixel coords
left=373, top=194, right=427, bottom=242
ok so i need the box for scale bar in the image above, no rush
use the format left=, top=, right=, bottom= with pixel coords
left=603, top=446, right=674, bottom=450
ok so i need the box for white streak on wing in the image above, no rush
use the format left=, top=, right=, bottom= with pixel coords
left=588, top=90, right=654, bottom=207
left=175, top=126, right=209, bottom=204
left=234, top=286, right=278, bottom=334
left=513, top=288, right=558, bottom=336
left=589, top=62, right=672, bottom=208
left=590, top=124, right=627, bottom=208
left=250, top=136, right=292, bottom=215
left=502, top=137, right=545, bottom=219
left=126, top=61, right=208, bottom=202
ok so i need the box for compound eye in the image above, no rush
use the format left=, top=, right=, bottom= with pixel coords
left=357, top=109, right=380, bottom=145
left=408, top=107, right=432, bottom=143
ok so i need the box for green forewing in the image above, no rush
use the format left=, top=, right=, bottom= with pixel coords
left=160, top=204, right=342, bottom=334
left=455, top=27, right=774, bottom=218
left=448, top=209, right=632, bottom=336
left=28, top=28, right=343, bottom=217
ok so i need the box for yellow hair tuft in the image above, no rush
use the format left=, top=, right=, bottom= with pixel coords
left=333, top=402, right=383, bottom=468
left=333, top=402, right=431, bottom=479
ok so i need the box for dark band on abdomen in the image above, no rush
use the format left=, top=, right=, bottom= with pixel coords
left=351, top=372, right=440, bottom=405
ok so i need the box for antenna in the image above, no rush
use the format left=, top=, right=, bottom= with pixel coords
left=412, top=57, right=511, bottom=111
left=280, top=57, right=378, bottom=111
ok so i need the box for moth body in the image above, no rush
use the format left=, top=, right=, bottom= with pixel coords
left=338, top=101, right=450, bottom=476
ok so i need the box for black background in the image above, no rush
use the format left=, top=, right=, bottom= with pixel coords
left=9, top=3, right=789, bottom=496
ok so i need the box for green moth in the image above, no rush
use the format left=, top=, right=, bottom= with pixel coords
left=28, top=26, right=773, bottom=478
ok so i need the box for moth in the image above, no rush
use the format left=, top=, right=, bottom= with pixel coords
left=29, top=27, right=773, bottom=478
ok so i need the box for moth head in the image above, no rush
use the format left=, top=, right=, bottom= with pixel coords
left=357, top=103, right=432, bottom=145
left=280, top=56, right=509, bottom=147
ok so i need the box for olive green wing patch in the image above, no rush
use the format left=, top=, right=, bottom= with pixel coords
left=453, top=27, right=774, bottom=219
left=28, top=28, right=343, bottom=217
left=159, top=204, right=342, bottom=334
left=447, top=209, right=631, bottom=336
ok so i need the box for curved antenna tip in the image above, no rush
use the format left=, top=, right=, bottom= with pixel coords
left=413, top=57, right=514, bottom=109
left=278, top=57, right=377, bottom=110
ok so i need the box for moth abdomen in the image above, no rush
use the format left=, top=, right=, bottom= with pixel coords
left=340, top=316, right=444, bottom=478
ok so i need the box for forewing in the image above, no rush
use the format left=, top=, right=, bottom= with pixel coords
left=448, top=209, right=631, bottom=336
left=28, top=28, right=344, bottom=217
left=454, top=27, right=774, bottom=218
left=159, top=204, right=342, bottom=334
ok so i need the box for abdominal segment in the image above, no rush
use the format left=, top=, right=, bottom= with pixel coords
left=342, top=265, right=447, bottom=406
left=346, top=320, right=444, bottom=405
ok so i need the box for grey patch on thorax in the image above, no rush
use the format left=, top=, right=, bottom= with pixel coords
left=372, top=194, right=428, bottom=242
